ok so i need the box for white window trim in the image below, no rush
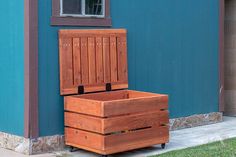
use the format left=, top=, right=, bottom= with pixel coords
left=60, top=0, right=105, bottom=18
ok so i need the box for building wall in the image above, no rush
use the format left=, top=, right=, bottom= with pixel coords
left=38, top=0, right=220, bottom=136
left=225, top=0, right=236, bottom=116
left=0, top=1, right=24, bottom=136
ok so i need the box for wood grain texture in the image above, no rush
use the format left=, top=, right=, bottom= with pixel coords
left=104, top=126, right=169, bottom=154
left=65, top=127, right=104, bottom=151
left=59, top=29, right=128, bottom=95
left=73, top=38, right=81, bottom=85
left=65, top=110, right=168, bottom=134
left=59, top=38, right=77, bottom=95
left=64, top=90, right=168, bottom=117
left=65, top=126, right=169, bottom=155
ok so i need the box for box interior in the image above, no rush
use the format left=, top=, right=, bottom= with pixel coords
left=71, top=90, right=164, bottom=101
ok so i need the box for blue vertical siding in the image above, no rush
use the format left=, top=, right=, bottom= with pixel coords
left=38, top=0, right=219, bottom=136
left=0, top=1, right=24, bottom=136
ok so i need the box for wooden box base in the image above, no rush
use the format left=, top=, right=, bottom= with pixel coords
left=64, top=90, right=169, bottom=155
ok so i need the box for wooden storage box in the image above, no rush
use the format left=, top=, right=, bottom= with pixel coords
left=59, top=29, right=169, bottom=155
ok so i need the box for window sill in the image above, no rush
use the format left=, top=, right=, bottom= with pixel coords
left=51, top=16, right=112, bottom=27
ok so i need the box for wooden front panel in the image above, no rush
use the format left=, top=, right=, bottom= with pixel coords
left=65, top=110, right=168, bottom=134
left=64, top=90, right=168, bottom=117
left=65, top=126, right=169, bottom=155
left=104, top=126, right=169, bottom=154
left=103, top=111, right=169, bottom=134
left=103, top=95, right=168, bottom=117
left=59, top=29, right=128, bottom=95
left=65, top=127, right=105, bottom=151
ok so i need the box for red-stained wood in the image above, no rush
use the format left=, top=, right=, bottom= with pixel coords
left=65, top=126, right=169, bottom=155
left=65, top=110, right=168, bottom=134
left=60, top=29, right=169, bottom=155
left=81, top=37, right=89, bottom=85
left=104, top=126, right=169, bottom=154
left=110, top=36, right=118, bottom=82
left=88, top=37, right=96, bottom=84
left=103, top=37, right=111, bottom=83
left=96, top=37, right=104, bottom=83
left=59, top=29, right=128, bottom=95
left=65, top=90, right=168, bottom=117
left=65, top=127, right=104, bottom=151
left=59, top=38, right=77, bottom=95
left=117, top=36, right=128, bottom=82
left=73, top=38, right=81, bottom=85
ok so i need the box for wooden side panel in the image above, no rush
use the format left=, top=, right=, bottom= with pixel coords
left=103, top=95, right=168, bottom=117
left=81, top=37, right=89, bottom=84
left=96, top=37, right=104, bottom=83
left=103, top=37, right=111, bottom=83
left=65, top=127, right=104, bottom=151
left=65, top=112, right=103, bottom=133
left=73, top=38, right=81, bottom=85
left=110, top=36, right=118, bottom=82
left=64, top=96, right=103, bottom=116
left=59, top=38, right=77, bottom=95
left=104, top=126, right=169, bottom=154
left=117, top=36, right=128, bottom=82
left=104, top=111, right=169, bottom=134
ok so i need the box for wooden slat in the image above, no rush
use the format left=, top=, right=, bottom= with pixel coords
left=104, top=111, right=169, bottom=134
left=117, top=36, right=128, bottom=82
left=65, top=90, right=168, bottom=117
left=65, top=126, right=168, bottom=155
left=88, top=37, right=96, bottom=84
left=64, top=96, right=103, bottom=116
left=81, top=37, right=89, bottom=84
left=104, top=126, right=169, bottom=154
left=96, top=37, right=104, bottom=83
left=73, top=38, right=81, bottom=85
left=110, top=36, right=118, bottom=82
left=103, top=37, right=111, bottom=83
left=103, top=94, right=168, bottom=117
left=64, top=110, right=168, bottom=134
left=65, top=112, right=103, bottom=133
left=59, top=38, right=76, bottom=94
left=65, top=127, right=104, bottom=151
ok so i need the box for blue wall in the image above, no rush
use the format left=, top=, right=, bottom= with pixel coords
left=38, top=0, right=219, bottom=136
left=0, top=1, right=24, bottom=136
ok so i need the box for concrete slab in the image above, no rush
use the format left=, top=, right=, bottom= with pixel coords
left=0, top=116, right=235, bottom=157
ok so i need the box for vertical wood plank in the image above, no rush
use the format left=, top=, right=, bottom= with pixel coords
left=59, top=38, right=74, bottom=90
left=110, top=36, right=118, bottom=82
left=88, top=37, right=96, bottom=84
left=81, top=37, right=89, bottom=84
left=73, top=38, right=81, bottom=85
left=103, top=37, right=111, bottom=83
left=117, top=36, right=128, bottom=82
left=96, top=37, right=104, bottom=83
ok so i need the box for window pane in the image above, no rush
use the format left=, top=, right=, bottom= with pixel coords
left=62, top=0, right=82, bottom=15
left=85, top=0, right=103, bottom=15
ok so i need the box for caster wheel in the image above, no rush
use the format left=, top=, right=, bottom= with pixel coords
left=69, top=146, right=78, bottom=152
left=101, top=155, right=108, bottom=157
left=161, top=143, right=166, bottom=149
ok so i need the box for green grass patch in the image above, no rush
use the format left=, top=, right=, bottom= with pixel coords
left=151, top=138, right=236, bottom=157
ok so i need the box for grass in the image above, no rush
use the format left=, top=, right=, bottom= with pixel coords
left=151, top=138, right=236, bottom=157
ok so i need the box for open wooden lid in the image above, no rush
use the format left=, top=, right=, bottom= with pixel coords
left=59, top=29, right=128, bottom=95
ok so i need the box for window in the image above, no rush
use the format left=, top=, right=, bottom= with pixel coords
left=51, top=0, right=111, bottom=26
left=61, top=0, right=105, bottom=18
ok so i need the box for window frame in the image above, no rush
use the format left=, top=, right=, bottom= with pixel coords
left=60, top=0, right=105, bottom=18
left=51, top=0, right=111, bottom=26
